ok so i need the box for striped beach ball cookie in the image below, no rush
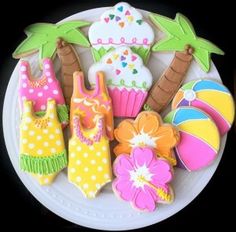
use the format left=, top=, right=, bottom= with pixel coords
left=172, top=79, right=235, bottom=135
left=164, top=107, right=220, bottom=171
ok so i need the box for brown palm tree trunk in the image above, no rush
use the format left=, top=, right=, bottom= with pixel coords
left=145, top=46, right=193, bottom=112
left=56, top=38, right=82, bottom=105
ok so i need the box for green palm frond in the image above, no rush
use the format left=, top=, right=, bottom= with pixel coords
left=150, top=13, right=224, bottom=72
left=13, top=20, right=91, bottom=61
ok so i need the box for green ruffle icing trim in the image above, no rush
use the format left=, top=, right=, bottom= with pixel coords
left=91, top=46, right=150, bottom=63
left=35, top=104, right=69, bottom=123
left=107, top=79, right=148, bottom=90
left=20, top=150, right=67, bottom=175
left=143, top=103, right=153, bottom=111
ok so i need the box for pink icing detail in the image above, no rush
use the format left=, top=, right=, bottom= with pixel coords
left=108, top=38, right=113, bottom=43
left=104, top=17, right=109, bottom=23
left=92, top=39, right=152, bottom=46
left=18, top=59, right=66, bottom=113
left=116, top=69, right=121, bottom=75
left=125, top=10, right=131, bottom=15
left=112, top=147, right=173, bottom=211
left=131, top=55, right=137, bottom=61
left=120, top=37, right=125, bottom=43
left=108, top=88, right=147, bottom=118
left=73, top=117, right=104, bottom=145
left=143, top=38, right=148, bottom=45
left=176, top=131, right=217, bottom=171
left=191, top=99, right=230, bottom=136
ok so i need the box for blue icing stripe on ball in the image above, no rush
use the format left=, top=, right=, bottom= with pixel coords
left=193, top=80, right=228, bottom=92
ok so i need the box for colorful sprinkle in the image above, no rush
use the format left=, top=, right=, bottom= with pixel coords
left=128, top=64, right=135, bottom=69
left=136, top=19, right=143, bottom=25
left=117, top=6, right=123, bottom=12
left=131, top=55, right=137, bottom=61
left=122, top=62, right=127, bottom=68
left=116, top=16, right=121, bottom=21
left=119, top=22, right=125, bottom=28
left=113, top=54, right=119, bottom=60
left=116, top=69, right=121, bottom=75
left=127, top=16, right=134, bottom=22
left=106, top=58, right=112, bottom=64
left=104, top=17, right=109, bottom=23
left=123, top=50, right=129, bottom=55
left=125, top=10, right=131, bottom=15
left=109, top=14, right=115, bottom=20
left=133, top=69, right=138, bottom=74
left=120, top=55, right=126, bottom=61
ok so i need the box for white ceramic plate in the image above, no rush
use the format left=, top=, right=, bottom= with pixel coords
left=3, top=7, right=226, bottom=231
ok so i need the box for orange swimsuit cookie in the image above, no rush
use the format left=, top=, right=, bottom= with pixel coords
left=70, top=71, right=114, bottom=140
left=114, top=111, right=180, bottom=165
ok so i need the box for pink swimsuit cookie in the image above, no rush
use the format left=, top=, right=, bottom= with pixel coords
left=18, top=58, right=69, bottom=126
left=112, top=147, right=174, bottom=212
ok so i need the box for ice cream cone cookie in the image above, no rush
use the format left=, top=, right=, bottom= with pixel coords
left=88, top=2, right=154, bottom=63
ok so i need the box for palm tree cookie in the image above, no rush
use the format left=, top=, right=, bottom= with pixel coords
left=144, top=13, right=224, bottom=113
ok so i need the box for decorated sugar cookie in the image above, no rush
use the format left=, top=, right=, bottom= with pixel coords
left=164, top=107, right=220, bottom=171
left=114, top=111, right=179, bottom=165
left=88, top=2, right=154, bottom=63
left=68, top=114, right=112, bottom=198
left=144, top=13, right=224, bottom=113
left=19, top=100, right=67, bottom=185
left=19, top=58, right=69, bottom=126
left=113, top=147, right=174, bottom=212
left=13, top=21, right=90, bottom=62
left=88, top=46, right=153, bottom=117
left=70, top=71, right=114, bottom=140
left=172, top=79, right=235, bottom=135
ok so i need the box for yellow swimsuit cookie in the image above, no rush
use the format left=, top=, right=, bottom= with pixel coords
left=19, top=99, right=67, bottom=185
left=68, top=114, right=112, bottom=198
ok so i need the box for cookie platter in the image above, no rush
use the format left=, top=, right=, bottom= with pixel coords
left=3, top=2, right=232, bottom=231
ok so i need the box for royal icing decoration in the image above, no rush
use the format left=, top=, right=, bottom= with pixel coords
left=20, top=100, right=67, bottom=185
left=70, top=71, right=114, bottom=140
left=88, top=46, right=153, bottom=117
left=172, top=79, right=235, bottom=135
left=113, top=147, right=174, bottom=212
left=164, top=107, right=220, bottom=171
left=88, top=2, right=154, bottom=62
left=19, top=58, right=69, bottom=125
left=114, top=111, right=180, bottom=165
left=68, top=115, right=112, bottom=198
left=144, top=13, right=224, bottom=113
left=13, top=21, right=90, bottom=61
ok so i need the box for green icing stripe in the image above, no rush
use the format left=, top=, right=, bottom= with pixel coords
left=35, top=104, right=69, bottom=123
left=164, top=110, right=176, bottom=123
left=143, top=103, right=153, bottom=111
left=20, top=150, right=67, bottom=175
left=107, top=79, right=148, bottom=90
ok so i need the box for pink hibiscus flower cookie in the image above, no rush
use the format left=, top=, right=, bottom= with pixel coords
left=18, top=58, right=68, bottom=126
left=112, top=147, right=174, bottom=212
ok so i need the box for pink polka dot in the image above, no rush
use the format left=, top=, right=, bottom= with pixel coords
left=53, top=90, right=58, bottom=95
left=48, top=78, right=53, bottom=83
left=22, top=74, right=27, bottom=79
left=46, top=71, right=51, bottom=77
left=22, top=83, right=27, bottom=88
left=45, top=64, right=50, bottom=69
left=38, top=92, right=43, bottom=97
left=29, top=89, right=34, bottom=93
left=43, top=85, right=49, bottom=90
left=20, top=66, right=26, bottom=72
left=40, top=105, right=46, bottom=110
